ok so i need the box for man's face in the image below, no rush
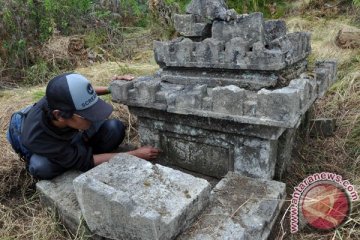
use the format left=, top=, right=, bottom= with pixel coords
left=64, top=114, right=92, bottom=131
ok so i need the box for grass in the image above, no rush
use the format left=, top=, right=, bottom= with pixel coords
left=276, top=15, right=360, bottom=240
left=0, top=11, right=359, bottom=240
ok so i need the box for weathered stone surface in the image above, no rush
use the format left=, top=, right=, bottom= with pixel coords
left=110, top=80, right=134, bottom=102
left=275, top=128, right=296, bottom=180
left=269, top=32, right=311, bottom=65
left=36, top=171, right=104, bottom=240
left=73, top=154, right=211, bottom=240
left=130, top=106, right=286, bottom=141
left=154, top=33, right=310, bottom=71
left=160, top=68, right=278, bottom=90
left=212, top=85, right=245, bottom=115
left=315, top=60, right=337, bottom=97
left=256, top=87, right=301, bottom=122
left=224, top=37, right=248, bottom=63
left=186, top=0, right=236, bottom=21
left=153, top=41, right=167, bottom=68
left=173, top=14, right=211, bottom=37
left=131, top=108, right=285, bottom=179
left=288, top=78, right=317, bottom=109
left=236, top=48, right=286, bottom=70
left=112, top=75, right=324, bottom=129
left=178, top=172, right=286, bottom=240
left=174, top=85, right=207, bottom=110
left=134, top=76, right=161, bottom=104
left=234, top=138, right=278, bottom=179
left=265, top=20, right=287, bottom=43
left=310, top=118, right=337, bottom=137
left=212, top=13, right=265, bottom=47
left=195, top=38, right=225, bottom=65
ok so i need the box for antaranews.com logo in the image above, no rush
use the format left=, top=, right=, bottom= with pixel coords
left=290, top=172, right=359, bottom=233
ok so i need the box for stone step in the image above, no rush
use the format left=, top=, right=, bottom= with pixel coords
left=178, top=172, right=286, bottom=240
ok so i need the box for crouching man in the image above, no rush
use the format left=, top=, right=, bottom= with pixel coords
left=7, top=73, right=160, bottom=180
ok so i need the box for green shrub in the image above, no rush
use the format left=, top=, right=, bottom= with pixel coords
left=0, top=0, right=93, bottom=83
left=24, top=60, right=60, bottom=86
left=227, top=0, right=287, bottom=18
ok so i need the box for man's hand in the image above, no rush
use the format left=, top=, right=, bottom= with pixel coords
left=127, top=146, right=161, bottom=161
left=112, top=75, right=135, bottom=81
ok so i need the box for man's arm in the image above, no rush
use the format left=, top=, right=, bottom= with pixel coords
left=93, top=146, right=161, bottom=166
left=94, top=75, right=135, bottom=96
left=94, top=86, right=110, bottom=96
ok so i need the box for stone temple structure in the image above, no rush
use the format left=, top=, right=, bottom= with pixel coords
left=110, top=0, right=336, bottom=180
left=36, top=0, right=337, bottom=239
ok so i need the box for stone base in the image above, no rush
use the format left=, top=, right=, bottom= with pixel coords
left=310, top=118, right=336, bottom=138
left=130, top=106, right=295, bottom=180
left=178, top=172, right=286, bottom=240
left=73, top=154, right=211, bottom=240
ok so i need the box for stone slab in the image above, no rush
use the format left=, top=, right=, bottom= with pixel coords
left=130, top=106, right=286, bottom=141
left=212, top=85, right=245, bottom=115
left=275, top=128, right=296, bottom=180
left=159, top=68, right=278, bottom=90
left=212, top=12, right=265, bottom=46
left=256, top=87, right=301, bottom=122
left=310, top=118, right=336, bottom=137
left=112, top=77, right=320, bottom=129
left=73, top=154, right=211, bottom=240
left=185, top=0, right=236, bottom=21
left=153, top=36, right=310, bottom=71
left=178, top=172, right=286, bottom=240
left=315, top=60, right=337, bottom=97
left=36, top=171, right=104, bottom=240
left=173, top=14, right=211, bottom=37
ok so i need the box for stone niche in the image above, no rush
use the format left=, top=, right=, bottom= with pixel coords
left=111, top=0, right=337, bottom=180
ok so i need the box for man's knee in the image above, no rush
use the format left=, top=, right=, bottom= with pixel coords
left=29, top=154, right=64, bottom=180
left=90, top=119, right=126, bottom=153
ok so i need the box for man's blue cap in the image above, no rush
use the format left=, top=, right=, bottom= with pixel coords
left=46, top=73, right=113, bottom=122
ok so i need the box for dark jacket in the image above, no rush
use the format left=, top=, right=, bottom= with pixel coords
left=21, top=97, right=94, bottom=171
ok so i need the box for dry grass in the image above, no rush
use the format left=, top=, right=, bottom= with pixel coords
left=75, top=60, right=159, bottom=86
left=274, top=16, right=360, bottom=240
left=0, top=87, right=67, bottom=239
left=0, top=194, right=69, bottom=240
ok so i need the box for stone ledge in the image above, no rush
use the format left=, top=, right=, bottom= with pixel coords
left=173, top=14, right=211, bottom=37
left=154, top=32, right=311, bottom=71
left=159, top=68, right=278, bottom=90
left=111, top=76, right=322, bottom=128
left=315, top=60, right=337, bottom=97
